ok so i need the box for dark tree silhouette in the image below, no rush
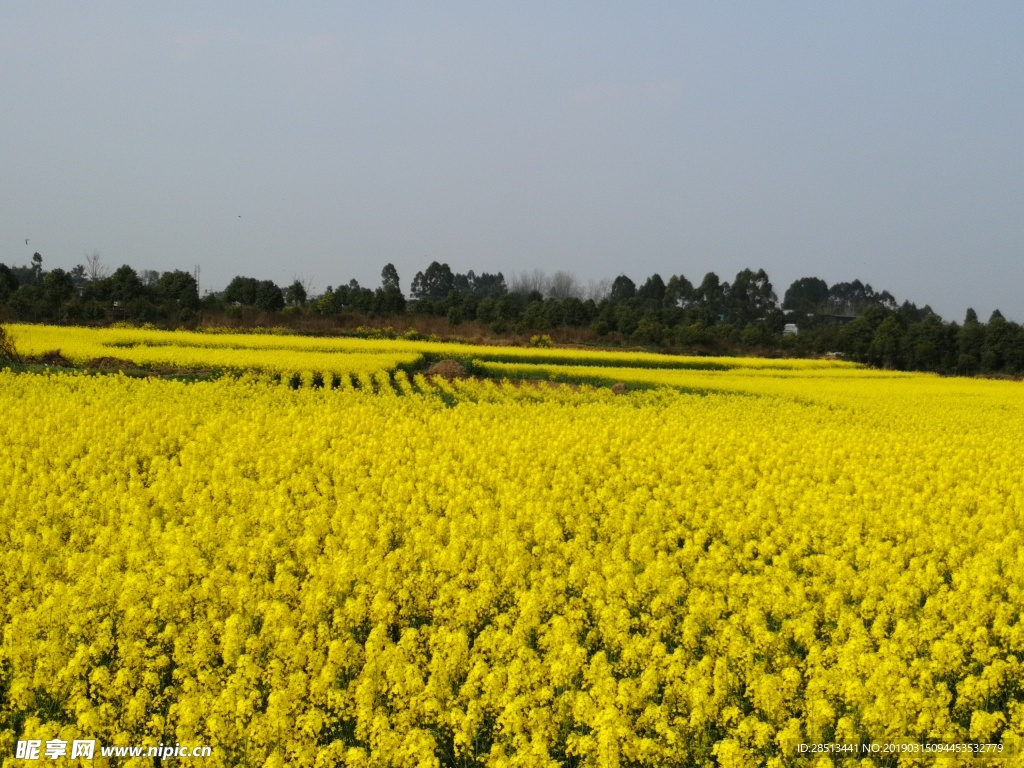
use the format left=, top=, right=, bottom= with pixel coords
left=610, top=275, right=636, bottom=302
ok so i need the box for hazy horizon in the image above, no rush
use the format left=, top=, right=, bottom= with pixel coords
left=2, top=2, right=1022, bottom=322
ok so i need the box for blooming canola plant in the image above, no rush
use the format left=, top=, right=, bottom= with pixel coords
left=1, top=326, right=1022, bottom=766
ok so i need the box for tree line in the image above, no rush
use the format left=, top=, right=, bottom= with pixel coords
left=2, top=253, right=1022, bottom=376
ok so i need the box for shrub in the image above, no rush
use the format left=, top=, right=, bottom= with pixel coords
left=0, top=325, right=21, bottom=363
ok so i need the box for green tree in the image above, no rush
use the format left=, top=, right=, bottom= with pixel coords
left=155, top=270, right=200, bottom=309
left=827, top=280, right=897, bottom=315
left=610, top=275, right=636, bottom=302
left=727, top=268, right=776, bottom=326
left=254, top=280, right=285, bottom=312
left=223, top=276, right=262, bottom=306
left=521, top=300, right=547, bottom=330
left=411, top=261, right=455, bottom=301
left=374, top=286, right=406, bottom=315
left=380, top=263, right=401, bottom=292
left=1003, top=323, right=1024, bottom=374
left=466, top=271, right=507, bottom=299
left=30, top=252, right=43, bottom=282
left=475, top=297, right=497, bottom=324
left=0, top=263, right=19, bottom=302
left=372, top=265, right=406, bottom=314
left=837, top=306, right=889, bottom=358
left=636, top=315, right=667, bottom=344
left=108, top=265, right=146, bottom=302
left=981, top=312, right=1009, bottom=372
left=740, top=323, right=768, bottom=347
left=69, top=264, right=88, bottom=287
left=42, top=268, right=76, bottom=317
left=696, top=272, right=727, bottom=322
left=782, top=276, right=829, bottom=315
left=285, top=280, right=308, bottom=307
left=957, top=311, right=985, bottom=374
left=224, top=276, right=284, bottom=312
left=905, top=316, right=949, bottom=372
left=664, top=274, right=694, bottom=308
left=868, top=315, right=905, bottom=369
left=636, top=274, right=666, bottom=307
left=613, top=303, right=640, bottom=335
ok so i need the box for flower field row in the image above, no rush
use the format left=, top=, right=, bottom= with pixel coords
left=6, top=324, right=858, bottom=378
left=2, top=362, right=1023, bottom=766
left=5, top=325, right=419, bottom=378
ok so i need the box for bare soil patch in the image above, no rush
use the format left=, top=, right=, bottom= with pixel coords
left=426, top=359, right=469, bottom=380
left=35, top=350, right=74, bottom=367
left=86, top=356, right=138, bottom=370
left=150, top=367, right=214, bottom=379
left=502, top=378, right=582, bottom=393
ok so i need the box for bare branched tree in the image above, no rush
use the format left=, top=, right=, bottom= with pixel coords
left=509, top=269, right=548, bottom=296
left=546, top=271, right=581, bottom=300
left=84, top=250, right=110, bottom=282
left=511, top=269, right=585, bottom=299
left=585, top=278, right=612, bottom=302
left=292, top=273, right=315, bottom=298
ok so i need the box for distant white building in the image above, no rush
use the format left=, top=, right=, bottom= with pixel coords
left=783, top=323, right=798, bottom=336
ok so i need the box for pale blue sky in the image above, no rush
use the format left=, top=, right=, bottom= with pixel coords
left=2, top=2, right=1022, bottom=320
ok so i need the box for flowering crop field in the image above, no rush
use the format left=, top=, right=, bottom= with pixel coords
left=2, top=336, right=1023, bottom=766
left=7, top=324, right=850, bottom=379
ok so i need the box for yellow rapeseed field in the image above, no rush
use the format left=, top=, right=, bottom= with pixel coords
left=6, top=324, right=853, bottom=379
left=5, top=325, right=419, bottom=380
left=2, top=335, right=1023, bottom=767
